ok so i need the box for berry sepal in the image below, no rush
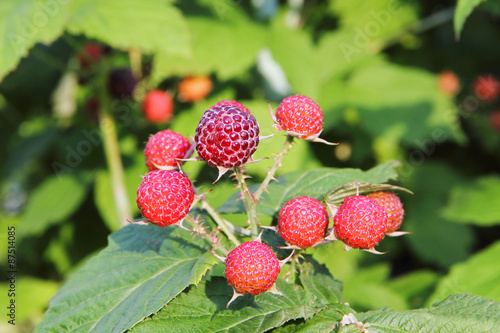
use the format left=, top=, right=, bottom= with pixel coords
left=126, top=217, right=152, bottom=226
left=385, top=230, right=412, bottom=237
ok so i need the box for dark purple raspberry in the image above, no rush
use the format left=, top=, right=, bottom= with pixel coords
left=108, top=68, right=137, bottom=99
left=195, top=105, right=259, bottom=168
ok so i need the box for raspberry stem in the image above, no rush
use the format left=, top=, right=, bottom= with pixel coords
left=234, top=167, right=259, bottom=238
left=254, top=135, right=294, bottom=200
left=184, top=215, right=229, bottom=256
left=97, top=62, right=132, bottom=227
left=201, top=200, right=241, bottom=247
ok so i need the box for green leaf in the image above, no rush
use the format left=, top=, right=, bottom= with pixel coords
left=358, top=294, right=500, bottom=333
left=298, top=257, right=344, bottom=305
left=271, top=305, right=351, bottom=333
left=401, top=163, right=474, bottom=268
left=388, top=270, right=440, bottom=309
left=342, top=263, right=408, bottom=311
left=35, top=225, right=219, bottom=333
left=268, top=16, right=319, bottom=98
left=454, top=0, right=487, bottom=38
left=0, top=0, right=69, bottom=80
left=67, top=0, right=189, bottom=56
left=218, top=160, right=400, bottom=216
left=427, top=240, right=500, bottom=306
left=328, top=0, right=418, bottom=41
left=345, top=59, right=466, bottom=154
left=153, top=11, right=265, bottom=80
left=442, top=175, right=500, bottom=226
left=4, top=126, right=58, bottom=178
left=19, top=173, right=90, bottom=237
left=130, top=277, right=339, bottom=333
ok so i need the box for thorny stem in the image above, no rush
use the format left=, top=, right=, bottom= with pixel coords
left=184, top=214, right=229, bottom=256
left=284, top=251, right=298, bottom=283
left=97, top=63, right=132, bottom=227
left=201, top=199, right=241, bottom=247
left=254, top=135, right=294, bottom=201
left=234, top=166, right=259, bottom=239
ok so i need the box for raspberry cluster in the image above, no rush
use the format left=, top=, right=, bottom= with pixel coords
left=132, top=93, right=408, bottom=307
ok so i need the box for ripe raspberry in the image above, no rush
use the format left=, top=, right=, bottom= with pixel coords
left=275, top=95, right=323, bottom=139
left=438, top=71, right=460, bottom=96
left=195, top=105, right=259, bottom=168
left=108, top=68, right=137, bottom=99
left=333, top=195, right=387, bottom=250
left=474, top=74, right=500, bottom=102
left=213, top=100, right=251, bottom=114
left=178, top=75, right=212, bottom=102
left=78, top=43, right=101, bottom=68
left=367, top=192, right=404, bottom=234
left=144, top=129, right=193, bottom=171
left=278, top=196, right=329, bottom=248
left=225, top=241, right=280, bottom=295
left=136, top=170, right=194, bottom=227
left=142, top=90, right=174, bottom=124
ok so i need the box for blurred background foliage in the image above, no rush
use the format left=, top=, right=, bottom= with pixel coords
left=1, top=0, right=500, bottom=331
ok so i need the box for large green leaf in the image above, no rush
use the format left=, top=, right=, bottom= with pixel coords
left=298, top=258, right=344, bottom=306
left=67, top=0, right=189, bottom=56
left=130, top=277, right=339, bottom=333
left=388, top=270, right=440, bottom=309
left=0, top=0, right=69, bottom=80
left=401, top=163, right=474, bottom=268
left=427, top=240, right=500, bottom=306
left=442, top=175, right=500, bottom=226
left=35, top=225, right=219, bottom=333
left=218, top=160, right=400, bottom=216
left=358, top=294, right=500, bottom=332
left=345, top=60, right=465, bottom=151
left=454, top=0, right=487, bottom=38
left=268, top=16, right=319, bottom=98
left=271, top=305, right=352, bottom=333
left=153, top=10, right=265, bottom=81
left=342, top=263, right=408, bottom=311
left=328, top=0, right=417, bottom=39
left=19, top=173, right=90, bottom=237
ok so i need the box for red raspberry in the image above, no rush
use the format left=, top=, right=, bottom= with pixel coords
left=367, top=192, right=404, bottom=234
left=275, top=95, right=323, bottom=139
left=278, top=196, right=329, bottom=248
left=136, top=170, right=194, bottom=227
left=474, top=74, right=500, bottom=102
left=333, top=195, right=387, bottom=250
left=177, top=75, right=212, bottom=102
left=213, top=100, right=251, bottom=114
left=78, top=43, right=101, bottom=68
left=438, top=71, right=460, bottom=96
left=225, top=241, right=280, bottom=295
left=195, top=105, right=259, bottom=168
left=142, top=90, right=174, bottom=124
left=144, top=129, right=193, bottom=171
